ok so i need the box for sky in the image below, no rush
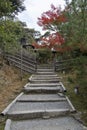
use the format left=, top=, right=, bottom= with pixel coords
left=18, top=0, right=66, bottom=34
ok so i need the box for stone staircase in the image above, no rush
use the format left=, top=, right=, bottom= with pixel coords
left=2, top=65, right=87, bottom=130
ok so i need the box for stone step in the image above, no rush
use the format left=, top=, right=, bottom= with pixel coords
left=30, top=75, right=62, bottom=80
left=5, top=116, right=87, bottom=130
left=24, top=82, right=66, bottom=93
left=6, top=109, right=70, bottom=120
left=29, top=74, right=61, bottom=83
left=37, top=65, right=53, bottom=69
left=37, top=67, right=54, bottom=69
left=2, top=92, right=75, bottom=120
left=24, top=86, right=63, bottom=93
left=36, top=72, right=56, bottom=75
left=17, top=93, right=66, bottom=102
left=31, top=78, right=60, bottom=80
left=37, top=69, right=54, bottom=72
left=29, top=79, right=60, bottom=84
left=32, top=74, right=58, bottom=78
left=2, top=100, right=75, bottom=120
left=24, top=83, right=62, bottom=87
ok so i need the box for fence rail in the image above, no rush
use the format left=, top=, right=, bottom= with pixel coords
left=55, top=58, right=79, bottom=72
left=5, top=52, right=37, bottom=74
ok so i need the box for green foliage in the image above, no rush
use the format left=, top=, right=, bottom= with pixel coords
left=0, top=124, right=4, bottom=130
left=0, top=19, right=37, bottom=53
left=37, top=49, right=52, bottom=63
left=0, top=0, right=25, bottom=17
left=66, top=55, right=87, bottom=96
left=0, top=0, right=12, bottom=17
left=67, top=77, right=74, bottom=83
left=0, top=116, right=5, bottom=130
left=74, top=56, right=87, bottom=85
left=0, top=0, right=26, bottom=54
left=23, top=28, right=39, bottom=44
left=62, top=64, right=87, bottom=125
left=0, top=20, right=21, bottom=53
left=63, top=0, right=87, bottom=49
left=10, top=0, right=25, bottom=15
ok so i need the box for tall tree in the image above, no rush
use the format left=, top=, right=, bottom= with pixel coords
left=38, top=2, right=87, bottom=52
left=63, top=0, right=87, bottom=50
left=0, top=0, right=25, bottom=18
left=10, top=0, right=25, bottom=15
left=37, top=4, right=66, bottom=32
left=37, top=4, right=67, bottom=51
left=0, top=0, right=26, bottom=53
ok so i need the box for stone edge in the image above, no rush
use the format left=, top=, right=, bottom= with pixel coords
left=1, top=92, right=24, bottom=115
left=5, top=119, right=11, bottom=130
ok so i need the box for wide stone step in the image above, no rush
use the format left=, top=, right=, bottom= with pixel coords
left=24, top=82, right=66, bottom=93
left=29, top=79, right=60, bottom=84
left=36, top=72, right=56, bottom=75
left=32, top=74, right=58, bottom=77
left=7, top=109, right=70, bottom=120
left=2, top=94, right=75, bottom=120
left=24, top=82, right=62, bottom=87
left=5, top=116, right=87, bottom=130
left=37, top=65, right=53, bottom=69
left=24, top=86, right=62, bottom=93
left=29, top=74, right=61, bottom=83
left=30, top=75, right=62, bottom=80
left=31, top=77, right=60, bottom=80
left=37, top=69, right=54, bottom=72
left=17, top=93, right=66, bottom=102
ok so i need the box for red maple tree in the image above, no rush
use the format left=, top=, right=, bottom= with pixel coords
left=37, top=4, right=68, bottom=52
left=41, top=32, right=65, bottom=49
left=32, top=33, right=66, bottom=52
left=37, top=4, right=67, bottom=31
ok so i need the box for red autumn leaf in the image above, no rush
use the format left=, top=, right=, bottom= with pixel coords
left=37, top=4, right=67, bottom=30
left=39, top=32, right=65, bottom=50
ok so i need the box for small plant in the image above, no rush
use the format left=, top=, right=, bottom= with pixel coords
left=67, top=77, right=74, bottom=83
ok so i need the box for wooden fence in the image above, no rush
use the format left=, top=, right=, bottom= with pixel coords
left=54, top=58, right=79, bottom=72
left=5, top=51, right=37, bottom=74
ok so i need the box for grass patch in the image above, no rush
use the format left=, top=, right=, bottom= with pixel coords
left=0, top=121, right=5, bottom=130
left=60, top=71, right=87, bottom=126
left=0, top=116, right=6, bottom=130
left=0, top=125, right=4, bottom=130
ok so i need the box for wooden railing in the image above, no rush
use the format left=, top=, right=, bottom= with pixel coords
left=54, top=58, right=79, bottom=72
left=5, top=51, right=37, bottom=74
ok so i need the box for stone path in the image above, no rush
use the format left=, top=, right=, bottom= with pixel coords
left=2, top=65, right=87, bottom=130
